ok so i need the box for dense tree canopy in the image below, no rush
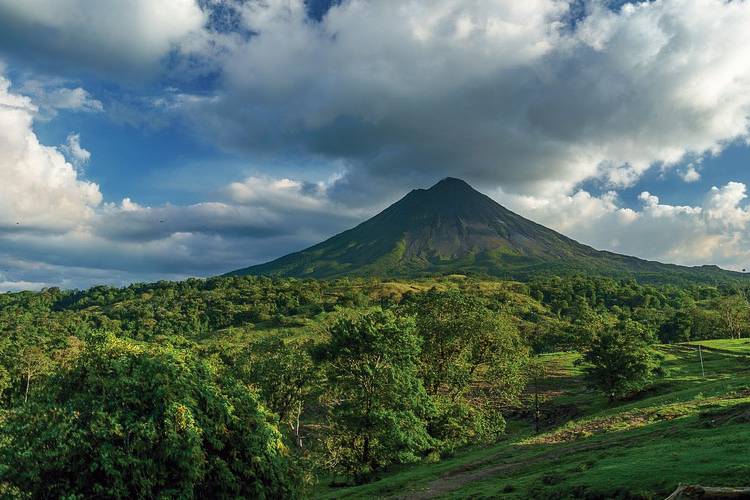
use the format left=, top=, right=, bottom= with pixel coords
left=318, top=310, right=433, bottom=481
left=408, top=289, right=528, bottom=450
left=0, top=335, right=299, bottom=499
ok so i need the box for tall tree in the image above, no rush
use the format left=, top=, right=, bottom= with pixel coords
left=717, top=295, right=749, bottom=339
left=318, top=310, right=433, bottom=482
left=239, top=337, right=319, bottom=448
left=411, top=289, right=527, bottom=399
left=409, top=290, right=528, bottom=450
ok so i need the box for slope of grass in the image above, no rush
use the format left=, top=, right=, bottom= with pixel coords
left=317, top=340, right=750, bottom=499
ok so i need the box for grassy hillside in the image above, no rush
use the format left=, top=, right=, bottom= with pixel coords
left=318, top=339, right=750, bottom=499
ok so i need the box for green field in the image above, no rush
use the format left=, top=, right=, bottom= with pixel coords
left=318, top=340, right=750, bottom=499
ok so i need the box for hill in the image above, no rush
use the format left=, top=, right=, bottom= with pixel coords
left=229, top=178, right=747, bottom=284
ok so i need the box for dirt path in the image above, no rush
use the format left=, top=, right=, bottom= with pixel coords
left=397, top=439, right=617, bottom=500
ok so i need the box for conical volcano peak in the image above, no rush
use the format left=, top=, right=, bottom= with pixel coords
left=405, top=177, right=503, bottom=218
left=428, top=177, right=476, bottom=193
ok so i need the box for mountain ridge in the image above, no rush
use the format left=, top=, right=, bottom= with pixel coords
left=228, top=178, right=747, bottom=284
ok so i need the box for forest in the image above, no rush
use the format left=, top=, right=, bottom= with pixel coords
left=0, top=274, right=749, bottom=498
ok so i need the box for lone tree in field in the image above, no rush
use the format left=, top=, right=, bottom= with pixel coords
left=579, top=319, right=661, bottom=402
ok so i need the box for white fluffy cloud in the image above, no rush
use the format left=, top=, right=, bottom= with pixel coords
left=18, top=80, right=104, bottom=119
left=679, top=164, right=702, bottom=183
left=5, top=2, right=750, bottom=288
left=60, top=133, right=91, bottom=171
left=0, top=69, right=360, bottom=288
left=501, top=182, right=750, bottom=270
left=0, top=75, right=102, bottom=231
left=223, top=175, right=354, bottom=213
left=0, top=0, right=206, bottom=75
left=44, top=87, right=103, bottom=112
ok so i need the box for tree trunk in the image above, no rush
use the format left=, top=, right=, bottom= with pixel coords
left=24, top=372, right=30, bottom=404
left=362, top=435, right=370, bottom=467
left=533, top=374, right=540, bottom=434
left=295, top=406, right=303, bottom=448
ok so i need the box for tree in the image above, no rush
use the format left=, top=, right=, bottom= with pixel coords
left=318, top=310, right=433, bottom=482
left=411, top=289, right=527, bottom=399
left=527, top=356, right=548, bottom=434
left=409, top=290, right=528, bottom=451
left=0, top=335, right=300, bottom=499
left=659, top=306, right=694, bottom=344
left=239, top=337, right=319, bottom=448
left=717, top=295, right=749, bottom=339
left=17, top=345, right=52, bottom=404
left=578, top=320, right=661, bottom=402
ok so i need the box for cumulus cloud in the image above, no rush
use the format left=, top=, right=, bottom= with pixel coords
left=0, top=278, right=53, bottom=293
left=5, top=1, right=750, bottom=289
left=0, top=0, right=206, bottom=76
left=0, top=69, right=360, bottom=288
left=679, top=164, right=702, bottom=183
left=500, top=182, right=750, bottom=270
left=43, top=87, right=103, bottom=112
left=174, top=0, right=750, bottom=202
left=0, top=180, right=359, bottom=289
left=223, top=175, right=347, bottom=213
left=12, top=78, right=104, bottom=120
left=0, top=74, right=102, bottom=232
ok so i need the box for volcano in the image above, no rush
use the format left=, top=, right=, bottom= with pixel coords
left=228, top=178, right=743, bottom=284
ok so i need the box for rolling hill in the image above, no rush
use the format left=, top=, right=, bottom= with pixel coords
left=229, top=177, right=747, bottom=284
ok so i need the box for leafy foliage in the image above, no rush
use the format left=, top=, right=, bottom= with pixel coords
left=0, top=272, right=747, bottom=493
left=237, top=337, right=320, bottom=448
left=0, top=335, right=299, bottom=499
left=318, top=310, right=433, bottom=481
left=408, top=289, right=528, bottom=450
left=577, top=320, right=662, bottom=401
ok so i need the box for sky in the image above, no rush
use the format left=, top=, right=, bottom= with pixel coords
left=1, top=0, right=750, bottom=291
